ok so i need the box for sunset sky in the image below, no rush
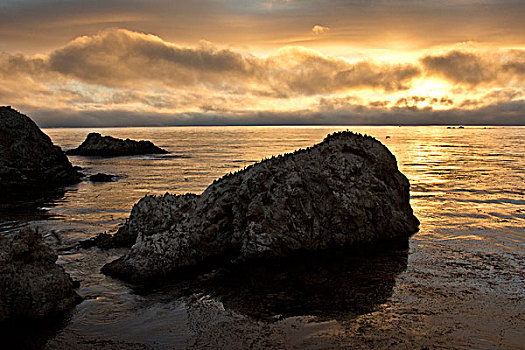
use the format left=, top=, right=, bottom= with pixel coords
left=1, top=0, right=524, bottom=126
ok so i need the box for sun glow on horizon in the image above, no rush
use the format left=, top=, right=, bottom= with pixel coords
left=0, top=0, right=523, bottom=126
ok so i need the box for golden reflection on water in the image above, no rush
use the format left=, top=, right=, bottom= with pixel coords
left=1, top=126, right=523, bottom=348
left=2, top=125, right=521, bottom=251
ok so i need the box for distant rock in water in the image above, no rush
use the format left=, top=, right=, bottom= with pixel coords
left=102, top=131, right=419, bottom=283
left=0, top=106, right=80, bottom=193
left=89, top=173, right=116, bottom=182
left=0, top=227, right=81, bottom=321
left=66, top=132, right=169, bottom=157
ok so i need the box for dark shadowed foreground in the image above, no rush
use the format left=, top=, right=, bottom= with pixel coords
left=42, top=243, right=410, bottom=349
left=0, top=228, right=79, bottom=320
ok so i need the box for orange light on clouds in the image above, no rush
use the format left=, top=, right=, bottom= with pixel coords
left=0, top=1, right=523, bottom=126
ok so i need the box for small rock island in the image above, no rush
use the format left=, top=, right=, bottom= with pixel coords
left=89, top=173, right=116, bottom=182
left=0, top=106, right=80, bottom=192
left=102, top=131, right=420, bottom=283
left=66, top=132, right=169, bottom=157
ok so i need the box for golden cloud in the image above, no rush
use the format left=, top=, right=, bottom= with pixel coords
left=0, top=29, right=523, bottom=126
left=312, top=25, right=330, bottom=35
left=3, top=29, right=421, bottom=95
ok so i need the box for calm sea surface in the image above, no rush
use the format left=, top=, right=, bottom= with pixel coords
left=1, top=126, right=524, bottom=349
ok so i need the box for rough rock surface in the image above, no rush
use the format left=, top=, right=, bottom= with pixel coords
left=0, top=106, right=80, bottom=191
left=0, top=227, right=80, bottom=321
left=79, top=227, right=136, bottom=249
left=102, top=131, right=419, bottom=282
left=66, top=132, right=168, bottom=156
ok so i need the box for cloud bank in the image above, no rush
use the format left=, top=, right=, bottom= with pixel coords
left=421, top=50, right=525, bottom=86
left=1, top=29, right=524, bottom=126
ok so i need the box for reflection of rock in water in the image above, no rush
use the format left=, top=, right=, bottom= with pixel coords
left=0, top=188, right=66, bottom=234
left=201, top=243, right=409, bottom=321
left=0, top=187, right=65, bottom=208
left=146, top=241, right=409, bottom=322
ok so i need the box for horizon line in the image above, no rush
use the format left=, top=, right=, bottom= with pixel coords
left=39, top=123, right=525, bottom=129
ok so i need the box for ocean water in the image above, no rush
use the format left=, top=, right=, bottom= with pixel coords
left=1, top=126, right=524, bottom=349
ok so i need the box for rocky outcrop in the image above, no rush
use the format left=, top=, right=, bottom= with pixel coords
left=0, top=227, right=81, bottom=321
left=79, top=227, right=137, bottom=249
left=66, top=132, right=168, bottom=156
left=0, top=106, right=80, bottom=192
left=102, top=131, right=419, bottom=282
left=89, top=173, right=116, bottom=182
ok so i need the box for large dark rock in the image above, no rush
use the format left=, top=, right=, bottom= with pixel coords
left=66, top=132, right=168, bottom=156
left=102, top=131, right=419, bottom=283
left=0, top=106, right=80, bottom=193
left=0, top=227, right=81, bottom=322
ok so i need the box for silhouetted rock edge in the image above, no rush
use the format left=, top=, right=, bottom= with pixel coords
left=66, top=132, right=169, bottom=156
left=89, top=173, right=116, bottom=182
left=0, top=106, right=80, bottom=194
